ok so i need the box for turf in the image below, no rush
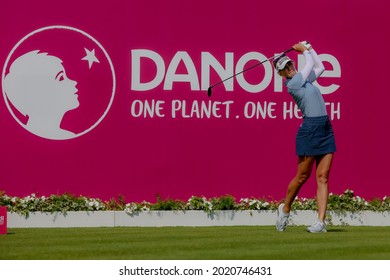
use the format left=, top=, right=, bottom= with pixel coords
left=1, top=226, right=390, bottom=260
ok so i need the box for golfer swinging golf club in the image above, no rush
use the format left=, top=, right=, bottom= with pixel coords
left=275, top=41, right=336, bottom=233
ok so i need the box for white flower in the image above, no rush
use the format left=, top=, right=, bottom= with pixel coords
left=345, top=189, right=354, bottom=194
left=124, top=203, right=138, bottom=214
left=249, top=200, right=257, bottom=206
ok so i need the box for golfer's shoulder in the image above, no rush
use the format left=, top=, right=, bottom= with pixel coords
left=286, top=73, right=304, bottom=90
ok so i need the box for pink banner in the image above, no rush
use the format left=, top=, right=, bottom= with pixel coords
left=1, top=1, right=389, bottom=202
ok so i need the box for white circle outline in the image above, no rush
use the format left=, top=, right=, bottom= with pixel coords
left=1, top=25, right=116, bottom=140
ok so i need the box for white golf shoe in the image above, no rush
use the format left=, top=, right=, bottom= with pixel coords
left=307, top=220, right=327, bottom=233
left=276, top=203, right=289, bottom=231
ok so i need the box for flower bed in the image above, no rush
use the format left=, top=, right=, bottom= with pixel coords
left=1, top=189, right=389, bottom=218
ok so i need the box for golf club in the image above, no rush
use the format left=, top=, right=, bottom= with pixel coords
left=207, top=47, right=295, bottom=97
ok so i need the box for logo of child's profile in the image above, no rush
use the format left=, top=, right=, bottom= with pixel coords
left=2, top=26, right=116, bottom=140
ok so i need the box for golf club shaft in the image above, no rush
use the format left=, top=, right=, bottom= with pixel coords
left=209, top=47, right=294, bottom=90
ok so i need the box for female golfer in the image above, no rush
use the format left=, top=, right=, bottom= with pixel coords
left=274, top=41, right=336, bottom=233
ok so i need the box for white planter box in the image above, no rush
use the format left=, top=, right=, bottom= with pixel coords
left=7, top=210, right=390, bottom=228
left=8, top=211, right=115, bottom=228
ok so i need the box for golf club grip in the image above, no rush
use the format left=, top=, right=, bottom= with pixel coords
left=283, top=41, right=310, bottom=54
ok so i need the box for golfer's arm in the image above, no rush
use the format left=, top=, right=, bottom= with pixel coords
left=300, top=50, right=313, bottom=81
left=309, top=49, right=325, bottom=78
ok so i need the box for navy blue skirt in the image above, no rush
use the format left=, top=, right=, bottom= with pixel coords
left=296, top=115, right=336, bottom=156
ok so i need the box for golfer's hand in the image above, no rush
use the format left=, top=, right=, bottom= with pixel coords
left=293, top=43, right=306, bottom=53
left=300, top=41, right=313, bottom=50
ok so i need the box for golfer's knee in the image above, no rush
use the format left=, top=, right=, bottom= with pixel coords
left=317, top=172, right=329, bottom=185
left=296, top=173, right=310, bottom=185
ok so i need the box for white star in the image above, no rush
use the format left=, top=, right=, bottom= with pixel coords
left=82, top=48, right=100, bottom=69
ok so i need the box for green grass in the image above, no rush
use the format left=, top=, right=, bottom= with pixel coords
left=1, top=226, right=390, bottom=260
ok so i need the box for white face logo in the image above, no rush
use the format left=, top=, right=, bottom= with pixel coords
left=2, top=26, right=116, bottom=140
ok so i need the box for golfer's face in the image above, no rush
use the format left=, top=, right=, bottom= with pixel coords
left=280, top=61, right=296, bottom=78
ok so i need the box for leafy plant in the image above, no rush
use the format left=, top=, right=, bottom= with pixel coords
left=1, top=189, right=389, bottom=217
left=210, top=195, right=236, bottom=210
left=152, top=193, right=187, bottom=211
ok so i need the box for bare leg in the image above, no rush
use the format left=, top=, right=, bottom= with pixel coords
left=315, top=153, right=334, bottom=222
left=283, top=156, right=316, bottom=213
